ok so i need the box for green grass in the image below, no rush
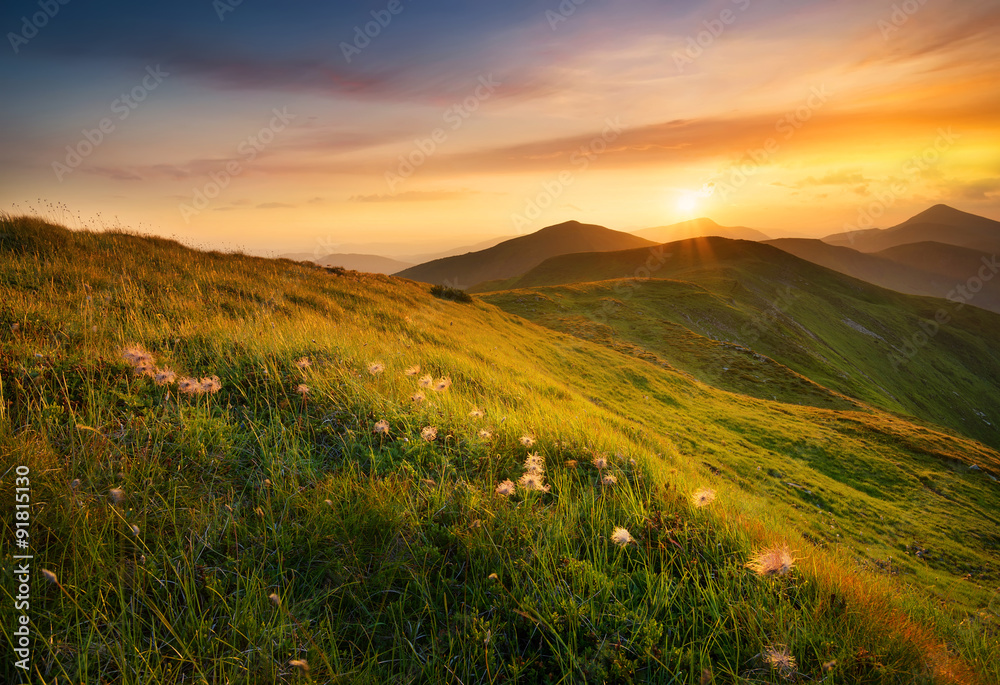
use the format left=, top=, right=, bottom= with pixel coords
left=475, top=237, right=1000, bottom=452
left=1, top=215, right=998, bottom=684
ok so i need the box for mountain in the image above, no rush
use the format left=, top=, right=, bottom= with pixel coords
left=275, top=252, right=413, bottom=275
left=631, top=217, right=770, bottom=243
left=478, top=236, right=1000, bottom=451
left=402, top=234, right=515, bottom=263
left=3, top=214, right=998, bottom=683
left=822, top=204, right=1000, bottom=253
left=394, top=220, right=657, bottom=288
left=314, top=253, right=414, bottom=274
left=767, top=238, right=1000, bottom=314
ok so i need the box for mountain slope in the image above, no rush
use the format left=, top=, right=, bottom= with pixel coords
left=2, top=215, right=998, bottom=684
left=313, top=253, right=414, bottom=274
left=823, top=204, right=1000, bottom=254
left=478, top=236, right=1000, bottom=451
left=394, top=220, right=657, bottom=288
left=632, top=217, right=771, bottom=243
left=767, top=238, right=1000, bottom=314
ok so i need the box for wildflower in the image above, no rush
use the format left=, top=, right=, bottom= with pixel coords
left=519, top=434, right=535, bottom=447
left=178, top=377, right=200, bottom=394
left=418, top=374, right=433, bottom=388
left=108, top=488, right=125, bottom=504
left=629, top=458, right=637, bottom=468
left=523, top=453, right=545, bottom=474
left=692, top=488, right=716, bottom=508
left=324, top=499, right=333, bottom=507
left=200, top=376, right=222, bottom=394
left=478, top=429, right=492, bottom=440
left=296, top=384, right=310, bottom=397
left=433, top=377, right=452, bottom=392
left=122, top=345, right=155, bottom=375
left=374, top=420, right=390, bottom=435
left=154, top=367, right=177, bottom=386
left=268, top=593, right=281, bottom=607
left=294, top=357, right=311, bottom=370
left=602, top=474, right=618, bottom=486
left=421, top=426, right=437, bottom=442
left=518, top=471, right=550, bottom=493
left=565, top=459, right=578, bottom=469
left=822, top=659, right=837, bottom=673
left=368, top=361, right=385, bottom=375
left=611, top=527, right=633, bottom=547
left=263, top=479, right=271, bottom=488
left=469, top=408, right=484, bottom=418
left=747, top=545, right=796, bottom=577
left=130, top=524, right=140, bottom=536
left=764, top=645, right=797, bottom=679
left=488, top=572, right=499, bottom=581
left=404, top=365, right=420, bottom=376
left=592, top=456, right=608, bottom=470
left=289, top=659, right=310, bottom=673
left=41, top=569, right=58, bottom=584
left=411, top=391, right=426, bottom=403
left=495, top=479, right=516, bottom=497
left=70, top=478, right=80, bottom=490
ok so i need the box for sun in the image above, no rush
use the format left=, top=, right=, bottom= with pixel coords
left=677, top=192, right=699, bottom=215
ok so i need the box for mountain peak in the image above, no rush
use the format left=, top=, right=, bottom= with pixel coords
left=898, top=204, right=995, bottom=228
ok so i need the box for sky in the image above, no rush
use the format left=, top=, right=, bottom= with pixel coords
left=1, top=0, right=999, bottom=256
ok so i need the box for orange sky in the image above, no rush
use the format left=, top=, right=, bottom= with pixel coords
left=1, top=0, right=998, bottom=255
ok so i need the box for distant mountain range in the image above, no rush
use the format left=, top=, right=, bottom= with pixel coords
left=767, top=238, right=1000, bottom=314
left=630, top=217, right=771, bottom=243
left=393, top=220, right=655, bottom=287
left=821, top=204, right=1000, bottom=254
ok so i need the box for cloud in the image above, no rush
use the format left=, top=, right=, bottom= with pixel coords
left=257, top=202, right=294, bottom=209
left=952, top=177, right=1000, bottom=200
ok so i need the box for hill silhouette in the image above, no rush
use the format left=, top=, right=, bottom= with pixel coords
left=394, top=220, right=656, bottom=287
left=631, top=217, right=770, bottom=243
left=823, top=204, right=1000, bottom=253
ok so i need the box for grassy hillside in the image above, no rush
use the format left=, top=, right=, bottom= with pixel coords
left=2, top=215, right=999, bottom=684
left=395, top=220, right=656, bottom=287
left=476, top=237, right=1000, bottom=451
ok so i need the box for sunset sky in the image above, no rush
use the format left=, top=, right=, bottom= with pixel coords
left=2, top=0, right=999, bottom=256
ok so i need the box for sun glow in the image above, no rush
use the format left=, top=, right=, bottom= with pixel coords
left=677, top=192, right=699, bottom=215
